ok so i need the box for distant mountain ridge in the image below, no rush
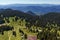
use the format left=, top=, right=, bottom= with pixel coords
left=0, top=4, right=60, bottom=15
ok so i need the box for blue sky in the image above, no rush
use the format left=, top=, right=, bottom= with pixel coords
left=0, top=0, right=60, bottom=5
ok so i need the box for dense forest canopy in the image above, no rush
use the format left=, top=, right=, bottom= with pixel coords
left=0, top=9, right=60, bottom=40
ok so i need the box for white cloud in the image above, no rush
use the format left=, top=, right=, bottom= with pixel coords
left=0, top=0, right=60, bottom=5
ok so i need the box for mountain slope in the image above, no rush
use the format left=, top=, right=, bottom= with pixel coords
left=39, top=12, right=60, bottom=26
left=0, top=9, right=38, bottom=26
left=0, top=9, right=60, bottom=27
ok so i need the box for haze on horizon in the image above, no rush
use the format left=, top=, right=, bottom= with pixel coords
left=0, top=0, right=60, bottom=5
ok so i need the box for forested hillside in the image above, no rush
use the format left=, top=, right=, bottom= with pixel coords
left=0, top=9, right=60, bottom=40
left=0, top=9, right=60, bottom=27
left=38, top=12, right=60, bottom=26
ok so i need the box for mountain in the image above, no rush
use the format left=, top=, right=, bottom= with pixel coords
left=0, top=4, right=60, bottom=15
left=26, top=11, right=35, bottom=15
left=0, top=9, right=39, bottom=26
left=39, top=12, right=60, bottom=26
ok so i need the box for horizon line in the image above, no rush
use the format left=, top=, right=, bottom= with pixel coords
left=0, top=3, right=60, bottom=5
